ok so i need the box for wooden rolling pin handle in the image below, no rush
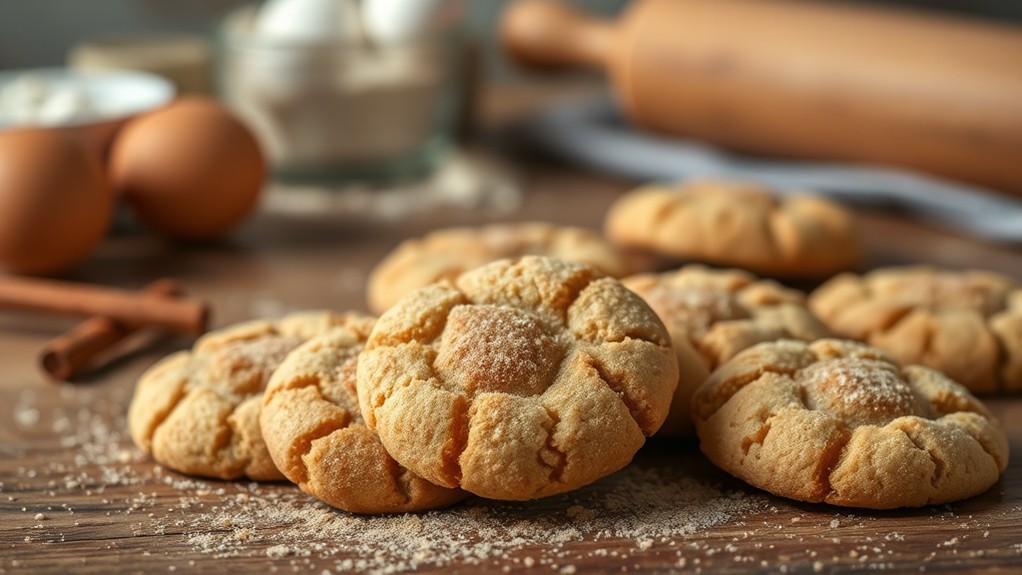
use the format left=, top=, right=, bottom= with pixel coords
left=501, top=0, right=614, bottom=69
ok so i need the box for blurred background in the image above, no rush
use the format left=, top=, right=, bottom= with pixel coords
left=2, top=0, right=1020, bottom=72
left=1, top=0, right=1021, bottom=284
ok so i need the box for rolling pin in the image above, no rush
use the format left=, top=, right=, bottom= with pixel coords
left=502, top=0, right=1022, bottom=195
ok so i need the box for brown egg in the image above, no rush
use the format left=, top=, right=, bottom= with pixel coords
left=110, top=97, right=266, bottom=240
left=0, top=129, right=112, bottom=275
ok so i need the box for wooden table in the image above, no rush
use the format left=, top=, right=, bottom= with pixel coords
left=2, top=85, right=1021, bottom=574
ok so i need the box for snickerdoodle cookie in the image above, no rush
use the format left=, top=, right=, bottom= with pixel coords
left=357, top=256, right=678, bottom=500
left=692, top=339, right=1008, bottom=509
left=128, top=312, right=374, bottom=480
left=366, top=222, right=631, bottom=314
left=810, top=266, right=1022, bottom=394
left=261, top=327, right=467, bottom=513
left=604, top=181, right=861, bottom=278
left=623, top=265, right=831, bottom=437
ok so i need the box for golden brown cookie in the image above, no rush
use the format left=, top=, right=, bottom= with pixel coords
left=366, top=222, right=632, bottom=314
left=261, top=326, right=467, bottom=514
left=623, top=265, right=831, bottom=437
left=692, top=338, right=1008, bottom=509
left=357, top=256, right=678, bottom=500
left=809, top=266, right=1022, bottom=394
left=128, top=312, right=374, bottom=480
left=604, top=180, right=862, bottom=278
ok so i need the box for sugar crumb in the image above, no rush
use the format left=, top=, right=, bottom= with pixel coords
left=267, top=545, right=291, bottom=558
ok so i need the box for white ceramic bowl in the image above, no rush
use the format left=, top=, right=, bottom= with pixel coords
left=0, top=68, right=175, bottom=158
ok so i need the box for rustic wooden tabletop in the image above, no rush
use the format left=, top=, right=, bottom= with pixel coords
left=1, top=85, right=1021, bottom=574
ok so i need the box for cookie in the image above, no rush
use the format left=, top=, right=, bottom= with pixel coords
left=623, top=265, right=831, bottom=437
left=366, top=222, right=632, bottom=314
left=128, top=311, right=374, bottom=480
left=604, top=180, right=862, bottom=278
left=260, top=327, right=467, bottom=514
left=809, top=266, right=1022, bottom=393
left=692, top=338, right=1008, bottom=509
left=357, top=255, right=678, bottom=500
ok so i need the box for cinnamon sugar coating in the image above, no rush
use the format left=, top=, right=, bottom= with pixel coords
left=261, top=326, right=466, bottom=514
left=624, top=266, right=831, bottom=437
left=604, top=181, right=862, bottom=278
left=692, top=339, right=1008, bottom=509
left=357, top=256, right=679, bottom=500
left=810, top=266, right=1022, bottom=393
left=128, top=312, right=373, bottom=480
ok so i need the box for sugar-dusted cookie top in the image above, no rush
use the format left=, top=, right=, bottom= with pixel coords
left=810, top=266, right=1022, bottom=393
left=128, top=311, right=375, bottom=481
left=692, top=338, right=1008, bottom=509
left=357, top=256, right=678, bottom=500
left=623, top=265, right=831, bottom=437
left=604, top=181, right=862, bottom=278
left=261, top=326, right=466, bottom=514
left=366, top=222, right=631, bottom=314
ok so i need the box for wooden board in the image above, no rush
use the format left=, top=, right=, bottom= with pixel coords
left=2, top=86, right=1022, bottom=574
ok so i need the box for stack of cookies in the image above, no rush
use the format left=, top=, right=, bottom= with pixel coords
left=128, top=180, right=1011, bottom=513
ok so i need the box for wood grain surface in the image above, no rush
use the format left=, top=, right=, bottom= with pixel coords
left=2, top=84, right=1021, bottom=574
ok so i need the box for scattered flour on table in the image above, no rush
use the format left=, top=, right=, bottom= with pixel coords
left=262, top=150, right=521, bottom=222
left=9, top=377, right=1021, bottom=573
left=8, top=385, right=768, bottom=573
left=164, top=466, right=764, bottom=573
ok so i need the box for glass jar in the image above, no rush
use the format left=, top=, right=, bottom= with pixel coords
left=220, top=6, right=463, bottom=183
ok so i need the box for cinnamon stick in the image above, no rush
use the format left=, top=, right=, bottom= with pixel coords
left=39, top=279, right=185, bottom=381
left=0, top=275, right=209, bottom=336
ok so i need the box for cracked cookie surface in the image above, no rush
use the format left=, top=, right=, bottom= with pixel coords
left=366, top=222, right=631, bottom=314
left=692, top=338, right=1008, bottom=509
left=623, top=265, right=831, bottom=437
left=810, top=266, right=1022, bottom=393
left=128, top=312, right=373, bottom=480
left=261, top=326, right=466, bottom=514
left=357, top=256, right=679, bottom=500
left=604, top=181, right=862, bottom=278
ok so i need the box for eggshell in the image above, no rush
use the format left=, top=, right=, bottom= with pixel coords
left=110, top=97, right=266, bottom=240
left=0, top=129, right=112, bottom=275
